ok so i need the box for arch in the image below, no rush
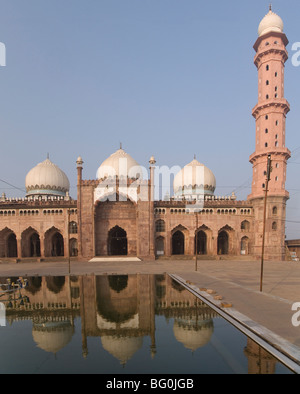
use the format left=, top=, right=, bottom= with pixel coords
left=0, top=228, right=17, bottom=258
left=108, top=275, right=128, bottom=293
left=272, top=206, right=277, bottom=215
left=195, top=230, right=207, bottom=255
left=44, top=227, right=64, bottom=257
left=69, top=221, right=78, bottom=234
left=241, top=236, right=250, bottom=255
left=21, top=227, right=41, bottom=257
left=172, top=231, right=184, bottom=255
left=217, top=231, right=229, bottom=255
left=241, top=220, right=250, bottom=231
left=46, top=276, right=65, bottom=294
left=108, top=226, right=127, bottom=256
left=155, top=219, right=165, bottom=232
left=69, top=238, right=78, bottom=256
left=272, top=221, right=277, bottom=230
left=155, top=236, right=165, bottom=256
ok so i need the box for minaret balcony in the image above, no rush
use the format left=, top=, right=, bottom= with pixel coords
left=252, top=98, right=290, bottom=118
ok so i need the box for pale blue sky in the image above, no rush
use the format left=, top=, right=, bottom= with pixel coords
left=0, top=0, right=299, bottom=239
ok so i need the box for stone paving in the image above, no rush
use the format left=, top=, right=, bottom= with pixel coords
left=1, top=257, right=300, bottom=371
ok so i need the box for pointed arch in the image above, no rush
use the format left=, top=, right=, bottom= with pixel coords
left=155, top=236, right=165, bottom=256
left=21, top=227, right=41, bottom=257
left=155, top=219, right=165, bottom=232
left=217, top=231, right=229, bottom=255
left=241, top=236, right=250, bottom=255
left=195, top=230, right=207, bottom=255
left=0, top=227, right=17, bottom=258
left=44, top=227, right=64, bottom=257
left=171, top=225, right=189, bottom=255
left=241, top=220, right=250, bottom=231
left=108, top=226, right=128, bottom=256
left=217, top=225, right=234, bottom=255
left=69, top=238, right=78, bottom=256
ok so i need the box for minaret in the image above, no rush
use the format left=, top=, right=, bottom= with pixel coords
left=248, top=8, right=291, bottom=260
left=76, top=156, right=84, bottom=258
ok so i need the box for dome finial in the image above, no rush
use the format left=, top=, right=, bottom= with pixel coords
left=269, top=3, right=272, bottom=11
left=47, top=152, right=49, bottom=159
left=120, top=142, right=122, bottom=150
left=194, top=154, right=196, bottom=160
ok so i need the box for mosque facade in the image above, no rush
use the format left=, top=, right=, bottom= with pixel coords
left=0, top=8, right=291, bottom=262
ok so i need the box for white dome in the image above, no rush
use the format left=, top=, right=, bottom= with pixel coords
left=101, top=336, right=143, bottom=364
left=173, top=158, right=216, bottom=197
left=173, top=320, right=213, bottom=351
left=25, top=157, right=70, bottom=197
left=32, top=322, right=73, bottom=354
left=96, top=147, right=145, bottom=180
left=258, top=9, right=284, bottom=37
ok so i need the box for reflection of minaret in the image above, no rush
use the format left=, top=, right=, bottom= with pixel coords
left=244, top=338, right=276, bottom=374
left=149, top=274, right=156, bottom=358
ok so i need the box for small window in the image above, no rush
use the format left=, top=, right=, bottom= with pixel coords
left=266, top=42, right=270, bottom=46
left=275, top=120, right=278, bottom=126
left=266, top=94, right=269, bottom=99
left=276, top=163, right=279, bottom=168
left=265, top=128, right=268, bottom=133
left=266, top=65, right=269, bottom=71
left=275, top=134, right=278, bottom=139
left=272, top=206, right=277, bottom=215
left=275, top=86, right=278, bottom=91
left=156, top=220, right=165, bottom=232
left=266, top=80, right=269, bottom=85
left=262, top=183, right=265, bottom=189
left=241, top=220, right=250, bottom=231
left=265, top=142, right=268, bottom=147
left=272, top=222, right=277, bottom=230
left=69, top=221, right=78, bottom=234
left=275, top=72, right=278, bottom=77
left=265, top=115, right=268, bottom=120
left=275, top=176, right=278, bottom=181
left=275, top=93, right=278, bottom=98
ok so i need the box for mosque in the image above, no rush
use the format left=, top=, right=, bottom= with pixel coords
left=0, top=8, right=292, bottom=262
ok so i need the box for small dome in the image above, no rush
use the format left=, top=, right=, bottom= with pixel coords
left=173, top=158, right=216, bottom=198
left=32, top=321, right=74, bottom=354
left=25, top=157, right=70, bottom=197
left=258, top=9, right=284, bottom=37
left=96, top=147, right=145, bottom=180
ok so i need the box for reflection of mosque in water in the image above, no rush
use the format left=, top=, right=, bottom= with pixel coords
left=2, top=274, right=279, bottom=373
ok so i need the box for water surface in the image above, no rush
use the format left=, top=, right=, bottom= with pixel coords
left=0, top=274, right=292, bottom=374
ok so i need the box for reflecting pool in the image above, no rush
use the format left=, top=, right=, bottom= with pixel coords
left=0, top=274, right=293, bottom=374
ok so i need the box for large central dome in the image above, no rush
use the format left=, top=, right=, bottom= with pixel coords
left=96, top=147, right=145, bottom=180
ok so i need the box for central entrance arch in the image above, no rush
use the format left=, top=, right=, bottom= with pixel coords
left=108, top=226, right=128, bottom=256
